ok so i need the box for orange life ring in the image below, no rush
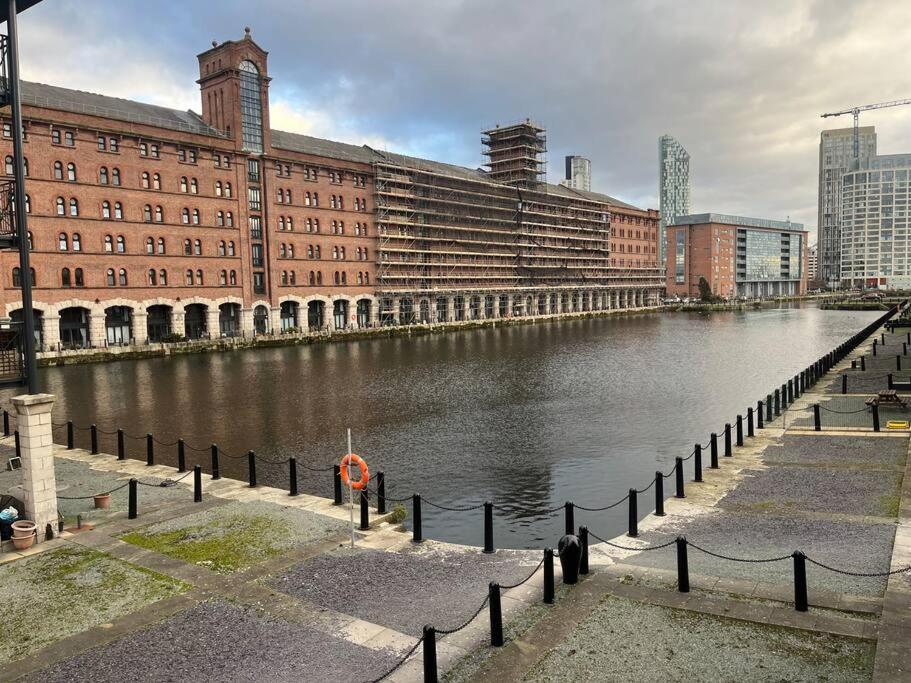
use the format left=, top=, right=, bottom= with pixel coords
left=340, top=453, right=369, bottom=490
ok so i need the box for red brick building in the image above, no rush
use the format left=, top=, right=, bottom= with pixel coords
left=0, top=29, right=662, bottom=350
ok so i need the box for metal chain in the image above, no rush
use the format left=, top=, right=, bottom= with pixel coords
left=818, top=405, right=870, bottom=414
left=687, top=541, right=791, bottom=563
left=588, top=529, right=676, bottom=552
left=435, top=594, right=490, bottom=635
left=136, top=470, right=194, bottom=487
left=499, top=556, right=545, bottom=590
left=422, top=498, right=485, bottom=512
left=57, top=480, right=130, bottom=500
left=805, top=556, right=911, bottom=577
left=635, top=477, right=656, bottom=494
left=575, top=494, right=629, bottom=512
left=370, top=635, right=424, bottom=683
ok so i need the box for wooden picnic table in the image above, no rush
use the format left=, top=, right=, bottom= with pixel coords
left=869, top=390, right=910, bottom=410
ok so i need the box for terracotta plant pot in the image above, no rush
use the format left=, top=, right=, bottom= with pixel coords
left=93, top=493, right=111, bottom=510
left=10, top=520, right=36, bottom=550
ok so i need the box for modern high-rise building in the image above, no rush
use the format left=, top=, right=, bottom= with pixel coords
left=818, top=126, right=877, bottom=287
left=808, top=244, right=818, bottom=283
left=560, top=155, right=591, bottom=192
left=840, top=154, right=911, bottom=289
left=658, top=135, right=690, bottom=266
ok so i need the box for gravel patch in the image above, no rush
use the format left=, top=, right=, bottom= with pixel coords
left=120, top=499, right=347, bottom=573
left=721, top=465, right=903, bottom=517
left=28, top=600, right=400, bottom=683
left=271, top=545, right=538, bottom=636
left=0, top=545, right=187, bottom=665
left=762, top=434, right=908, bottom=468
left=523, top=595, right=874, bottom=681
left=616, top=509, right=895, bottom=597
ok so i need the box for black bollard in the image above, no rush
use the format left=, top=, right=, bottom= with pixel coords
left=736, top=415, right=743, bottom=447
left=117, top=429, right=125, bottom=460
left=289, top=458, right=298, bottom=497
left=558, top=534, right=582, bottom=585
left=747, top=407, right=754, bottom=437
left=579, top=525, right=589, bottom=575
left=676, top=536, right=689, bottom=593
left=193, top=465, right=202, bottom=502
left=211, top=444, right=221, bottom=480
left=655, top=472, right=665, bottom=516
left=890, top=373, right=895, bottom=389
left=675, top=457, right=685, bottom=498
left=710, top=433, right=719, bottom=469
left=694, top=444, right=703, bottom=482
left=376, top=471, right=385, bottom=513
left=851, top=360, right=857, bottom=369
left=2, top=410, right=7, bottom=436
left=247, top=450, right=257, bottom=487
left=873, top=340, right=877, bottom=356
left=14, top=430, right=19, bottom=460
left=146, top=434, right=154, bottom=466
left=67, top=421, right=74, bottom=449
left=787, top=379, right=793, bottom=404
left=861, top=355, right=866, bottom=371
left=766, top=394, right=773, bottom=422
left=128, top=479, right=137, bottom=519
left=484, top=502, right=494, bottom=553
left=781, top=383, right=788, bottom=409
left=564, top=501, right=575, bottom=537
left=177, top=439, right=186, bottom=473
left=842, top=374, right=847, bottom=394
left=793, top=551, right=808, bottom=612
left=814, top=404, right=821, bottom=431
left=724, top=423, right=732, bottom=457
left=360, top=489, right=369, bottom=530
left=91, top=424, right=98, bottom=454
left=413, top=494, right=423, bottom=543
left=543, top=548, right=555, bottom=604
left=898, top=355, right=903, bottom=372
left=423, top=626, right=438, bottom=683
left=904, top=342, right=908, bottom=356
left=628, top=488, right=638, bottom=537
left=774, top=389, right=781, bottom=416
left=757, top=400, right=764, bottom=429
left=489, top=583, right=504, bottom=647
left=333, top=465, right=342, bottom=504
left=882, top=332, right=886, bottom=345
left=873, top=404, right=881, bottom=432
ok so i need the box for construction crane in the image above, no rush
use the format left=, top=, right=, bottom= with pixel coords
left=821, top=98, right=911, bottom=163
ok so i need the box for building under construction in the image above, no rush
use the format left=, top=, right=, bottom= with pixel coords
left=373, top=120, right=663, bottom=323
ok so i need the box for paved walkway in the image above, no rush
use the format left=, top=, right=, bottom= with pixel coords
left=472, top=323, right=911, bottom=682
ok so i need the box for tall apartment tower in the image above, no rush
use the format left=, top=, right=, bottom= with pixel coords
left=818, top=126, right=877, bottom=287
left=658, top=135, right=691, bottom=266
left=562, top=155, right=592, bottom=191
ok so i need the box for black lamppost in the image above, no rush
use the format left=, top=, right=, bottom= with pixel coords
left=2, top=0, right=42, bottom=393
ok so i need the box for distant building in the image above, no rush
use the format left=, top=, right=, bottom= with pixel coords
left=560, top=155, right=591, bottom=192
left=818, top=126, right=877, bottom=287
left=658, top=135, right=690, bottom=266
left=808, top=244, right=818, bottom=282
left=666, top=213, right=808, bottom=299
left=840, top=155, right=911, bottom=289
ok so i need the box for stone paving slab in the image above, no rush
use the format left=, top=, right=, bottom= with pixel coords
left=615, top=509, right=896, bottom=597
left=26, top=600, right=401, bottom=683
left=520, top=595, right=874, bottom=682
left=720, top=465, right=903, bottom=518
left=270, top=544, right=538, bottom=637
left=761, top=433, right=908, bottom=468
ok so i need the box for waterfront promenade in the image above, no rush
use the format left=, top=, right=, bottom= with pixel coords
left=0, top=312, right=906, bottom=681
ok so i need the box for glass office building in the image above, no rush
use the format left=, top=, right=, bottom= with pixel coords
left=659, top=135, right=691, bottom=266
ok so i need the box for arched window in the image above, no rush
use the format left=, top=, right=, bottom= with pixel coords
left=55, top=197, right=65, bottom=215
left=287, top=217, right=293, bottom=231
left=192, top=209, right=200, bottom=225
left=215, top=181, right=223, bottom=197
left=106, top=268, right=115, bottom=286
left=305, top=191, right=311, bottom=206
left=146, top=237, right=154, bottom=254
left=229, top=270, right=237, bottom=285
left=317, top=271, right=322, bottom=285
left=148, top=269, right=157, bottom=285
left=315, top=245, right=321, bottom=259
left=357, top=272, right=363, bottom=285
left=218, top=240, right=226, bottom=256
left=332, top=246, right=338, bottom=260
left=26, top=231, right=32, bottom=249
left=180, top=176, right=188, bottom=193
left=22, top=158, right=27, bottom=176
left=195, top=269, right=203, bottom=285
left=306, top=218, right=312, bottom=233
left=143, top=204, right=152, bottom=222
left=339, top=246, right=345, bottom=259
left=104, top=235, right=113, bottom=252
left=280, top=243, right=286, bottom=258
left=102, top=200, right=111, bottom=219
left=184, top=239, right=192, bottom=255
left=307, top=245, right=314, bottom=258
left=153, top=173, right=161, bottom=190
left=159, top=269, right=167, bottom=285
left=193, top=239, right=201, bottom=256
left=281, top=271, right=288, bottom=285
left=67, top=163, right=76, bottom=181
left=141, top=171, right=150, bottom=188
left=216, top=210, right=224, bottom=226
left=226, top=212, right=234, bottom=227
left=185, top=269, right=193, bottom=285
left=69, top=198, right=78, bottom=216
left=342, top=272, right=347, bottom=285
left=181, top=208, right=190, bottom=224
left=190, top=178, right=198, bottom=194
left=54, top=161, right=63, bottom=179
left=364, top=272, right=369, bottom=285
left=225, top=182, right=232, bottom=198
left=334, top=271, right=340, bottom=285
left=114, top=202, right=123, bottom=219
left=75, top=268, right=84, bottom=287
left=72, top=233, right=81, bottom=252
left=313, top=192, right=319, bottom=207
left=4, top=155, right=12, bottom=175
left=155, top=206, right=163, bottom=222
left=308, top=271, right=315, bottom=286
left=290, top=271, right=296, bottom=285
left=219, top=270, right=227, bottom=286
left=116, top=235, right=125, bottom=253
left=61, top=267, right=71, bottom=287
left=157, top=237, right=165, bottom=254
left=12, top=267, right=20, bottom=287
left=118, top=268, right=127, bottom=286
left=112, top=168, right=121, bottom=186
left=238, top=60, right=264, bottom=153
left=58, top=232, right=68, bottom=251
left=314, top=218, right=320, bottom=233
left=278, top=217, right=285, bottom=231
left=99, top=166, right=109, bottom=184
left=228, top=241, right=235, bottom=256
left=23, top=194, right=29, bottom=213
left=288, top=244, right=294, bottom=258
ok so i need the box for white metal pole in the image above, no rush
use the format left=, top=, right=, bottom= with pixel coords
left=347, top=427, right=354, bottom=548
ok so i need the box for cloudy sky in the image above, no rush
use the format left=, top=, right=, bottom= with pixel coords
left=14, top=0, right=911, bottom=241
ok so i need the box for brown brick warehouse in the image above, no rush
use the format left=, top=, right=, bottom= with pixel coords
left=0, top=28, right=663, bottom=352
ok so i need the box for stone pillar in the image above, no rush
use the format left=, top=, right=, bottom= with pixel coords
left=132, top=310, right=148, bottom=345
left=207, top=308, right=222, bottom=339
left=368, top=300, right=379, bottom=328
left=173, top=308, right=186, bottom=338
left=43, top=311, right=61, bottom=351
left=240, top=308, right=255, bottom=337
left=89, top=312, right=106, bottom=348
left=12, top=393, right=57, bottom=541
left=266, top=305, right=280, bottom=334
left=391, top=298, right=401, bottom=326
